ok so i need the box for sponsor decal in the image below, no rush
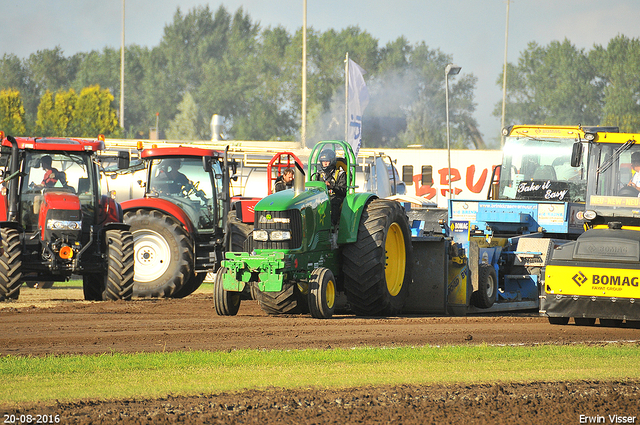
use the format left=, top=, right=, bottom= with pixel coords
left=592, top=274, right=639, bottom=287
left=573, top=271, right=587, bottom=287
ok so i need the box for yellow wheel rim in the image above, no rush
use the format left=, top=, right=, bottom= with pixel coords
left=326, top=279, right=336, bottom=309
left=385, top=222, right=406, bottom=296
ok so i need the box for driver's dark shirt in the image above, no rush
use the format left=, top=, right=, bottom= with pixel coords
left=157, top=171, right=190, bottom=194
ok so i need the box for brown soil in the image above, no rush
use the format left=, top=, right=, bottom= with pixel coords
left=2, top=285, right=640, bottom=424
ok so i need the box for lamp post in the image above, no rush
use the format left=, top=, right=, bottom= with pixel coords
left=445, top=63, right=461, bottom=200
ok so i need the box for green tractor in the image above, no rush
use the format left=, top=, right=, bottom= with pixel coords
left=215, top=140, right=413, bottom=318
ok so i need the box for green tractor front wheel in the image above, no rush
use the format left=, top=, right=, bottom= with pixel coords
left=214, top=267, right=241, bottom=316
left=308, top=267, right=336, bottom=319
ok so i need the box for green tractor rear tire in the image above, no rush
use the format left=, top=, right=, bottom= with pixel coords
left=342, top=199, right=413, bottom=316
left=214, top=267, right=241, bottom=316
left=308, top=267, right=336, bottom=319
left=0, top=229, right=23, bottom=301
left=124, top=209, right=193, bottom=298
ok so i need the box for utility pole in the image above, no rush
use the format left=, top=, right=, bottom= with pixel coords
left=301, top=0, right=307, bottom=147
left=500, top=0, right=511, bottom=148
left=120, top=0, right=125, bottom=130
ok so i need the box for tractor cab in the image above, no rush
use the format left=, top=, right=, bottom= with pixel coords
left=146, top=155, right=224, bottom=231
left=18, top=151, right=99, bottom=234
left=579, top=133, right=640, bottom=228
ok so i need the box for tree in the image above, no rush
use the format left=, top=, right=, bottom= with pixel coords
left=24, top=47, right=78, bottom=121
left=495, top=39, right=603, bottom=127
left=35, top=89, right=77, bottom=136
left=166, top=92, right=202, bottom=140
left=70, top=86, right=119, bottom=137
left=590, top=35, right=640, bottom=132
left=0, top=89, right=27, bottom=135
left=34, top=90, right=55, bottom=136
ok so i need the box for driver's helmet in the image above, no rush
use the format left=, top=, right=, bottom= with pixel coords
left=318, top=149, right=336, bottom=172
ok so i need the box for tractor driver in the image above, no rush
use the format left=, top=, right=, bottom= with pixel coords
left=30, top=155, right=60, bottom=190
left=314, top=149, right=346, bottom=226
left=155, top=158, right=192, bottom=195
left=40, top=156, right=60, bottom=188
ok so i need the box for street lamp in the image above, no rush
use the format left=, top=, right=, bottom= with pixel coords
left=445, top=63, right=461, bottom=200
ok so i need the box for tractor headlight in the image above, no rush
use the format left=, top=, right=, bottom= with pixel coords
left=269, top=230, right=291, bottom=241
left=47, top=219, right=82, bottom=230
left=583, top=210, right=597, bottom=220
left=253, top=230, right=269, bottom=241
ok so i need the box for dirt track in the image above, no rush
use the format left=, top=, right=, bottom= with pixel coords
left=2, top=285, right=639, bottom=424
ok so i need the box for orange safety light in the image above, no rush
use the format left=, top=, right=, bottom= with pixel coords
left=0, top=131, right=4, bottom=140
left=59, top=245, right=74, bottom=260
left=137, top=140, right=144, bottom=150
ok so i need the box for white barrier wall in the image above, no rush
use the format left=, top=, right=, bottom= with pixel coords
left=102, top=140, right=503, bottom=209
left=381, top=149, right=502, bottom=208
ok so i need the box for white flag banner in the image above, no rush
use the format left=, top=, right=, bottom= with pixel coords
left=347, top=59, right=369, bottom=157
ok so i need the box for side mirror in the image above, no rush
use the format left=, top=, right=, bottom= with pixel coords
left=570, top=142, right=583, bottom=167
left=230, top=159, right=238, bottom=175
left=202, top=156, right=212, bottom=172
left=117, top=151, right=130, bottom=169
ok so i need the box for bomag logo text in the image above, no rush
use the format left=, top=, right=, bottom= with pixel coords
left=592, top=275, right=639, bottom=286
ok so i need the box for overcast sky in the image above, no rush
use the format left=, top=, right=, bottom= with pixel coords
left=2, top=0, right=639, bottom=146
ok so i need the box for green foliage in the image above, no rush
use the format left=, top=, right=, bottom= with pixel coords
left=69, top=86, right=119, bottom=137
left=590, top=35, right=640, bottom=132
left=166, top=92, right=202, bottom=140
left=496, top=38, right=610, bottom=130
left=35, top=89, right=78, bottom=137
left=1, top=344, right=638, bottom=403
left=5, top=5, right=640, bottom=145
left=0, top=89, right=27, bottom=135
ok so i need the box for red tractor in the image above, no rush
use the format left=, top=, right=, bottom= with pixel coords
left=0, top=132, right=134, bottom=301
left=119, top=147, right=303, bottom=299
left=121, top=146, right=257, bottom=298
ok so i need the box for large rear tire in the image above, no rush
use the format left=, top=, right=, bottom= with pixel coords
left=83, top=273, right=103, bottom=301
left=256, top=282, right=309, bottom=315
left=308, top=267, right=336, bottom=319
left=471, top=264, right=498, bottom=309
left=83, top=230, right=135, bottom=301
left=214, top=267, right=241, bottom=316
left=124, top=209, right=193, bottom=298
left=0, top=229, right=22, bottom=301
left=172, top=272, right=206, bottom=298
left=103, top=229, right=135, bottom=300
left=227, top=210, right=252, bottom=253
left=342, top=199, right=413, bottom=316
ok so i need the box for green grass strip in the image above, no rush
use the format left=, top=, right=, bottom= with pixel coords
left=1, top=344, right=639, bottom=404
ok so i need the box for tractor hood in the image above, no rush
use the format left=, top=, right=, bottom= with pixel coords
left=42, top=191, right=82, bottom=211
left=255, top=183, right=328, bottom=213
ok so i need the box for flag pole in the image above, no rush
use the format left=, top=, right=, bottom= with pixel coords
left=344, top=52, right=349, bottom=143
left=301, top=0, right=307, bottom=148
